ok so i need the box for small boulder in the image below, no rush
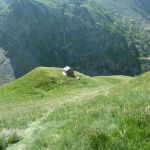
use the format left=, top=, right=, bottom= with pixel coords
left=63, top=66, right=75, bottom=77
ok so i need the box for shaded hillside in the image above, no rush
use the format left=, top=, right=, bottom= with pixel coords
left=0, top=0, right=143, bottom=84
left=99, top=0, right=150, bottom=72
left=100, top=0, right=150, bottom=57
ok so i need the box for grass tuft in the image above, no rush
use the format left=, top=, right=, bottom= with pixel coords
left=0, top=130, right=22, bottom=150
left=87, top=127, right=110, bottom=149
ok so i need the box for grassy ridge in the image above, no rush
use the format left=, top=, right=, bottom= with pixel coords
left=0, top=67, right=149, bottom=149
left=0, top=67, right=92, bottom=101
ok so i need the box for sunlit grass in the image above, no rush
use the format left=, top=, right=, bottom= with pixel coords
left=0, top=67, right=149, bottom=149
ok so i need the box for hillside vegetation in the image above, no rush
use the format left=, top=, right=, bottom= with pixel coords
left=1, top=0, right=148, bottom=84
left=0, top=67, right=149, bottom=150
left=99, top=0, right=150, bottom=73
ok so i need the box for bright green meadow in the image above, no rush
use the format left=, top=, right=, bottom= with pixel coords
left=0, top=67, right=149, bottom=150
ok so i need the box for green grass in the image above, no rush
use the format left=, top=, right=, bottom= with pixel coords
left=0, top=67, right=149, bottom=150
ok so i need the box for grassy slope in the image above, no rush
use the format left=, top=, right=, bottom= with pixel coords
left=0, top=67, right=149, bottom=149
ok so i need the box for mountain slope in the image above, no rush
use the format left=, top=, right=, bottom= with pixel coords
left=99, top=0, right=150, bottom=70
left=0, top=67, right=149, bottom=149
left=0, top=0, right=142, bottom=84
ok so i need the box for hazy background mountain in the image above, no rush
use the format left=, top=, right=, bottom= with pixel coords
left=0, top=0, right=149, bottom=84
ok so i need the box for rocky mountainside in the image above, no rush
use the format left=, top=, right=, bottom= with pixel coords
left=0, top=0, right=149, bottom=84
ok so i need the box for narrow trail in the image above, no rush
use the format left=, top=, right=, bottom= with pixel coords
left=7, top=84, right=113, bottom=150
